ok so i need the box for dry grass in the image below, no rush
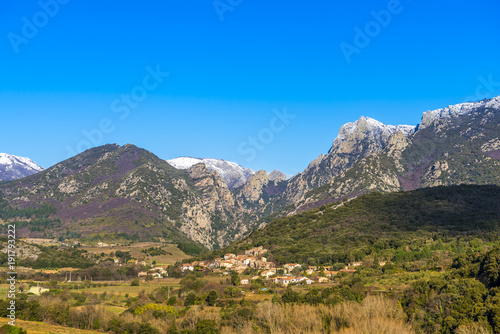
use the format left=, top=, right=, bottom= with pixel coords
left=456, top=323, right=493, bottom=334
left=234, top=295, right=415, bottom=334
left=83, top=242, right=189, bottom=266
left=0, top=317, right=100, bottom=334
left=83, top=278, right=181, bottom=297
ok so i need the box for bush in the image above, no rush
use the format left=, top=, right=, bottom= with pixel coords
left=184, top=292, right=196, bottom=306
left=0, top=324, right=28, bottom=334
left=131, top=279, right=140, bottom=286
left=195, top=319, right=219, bottom=334
left=138, top=323, right=160, bottom=334
left=206, top=290, right=218, bottom=306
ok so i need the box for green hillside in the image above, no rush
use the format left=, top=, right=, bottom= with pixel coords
left=208, top=185, right=500, bottom=265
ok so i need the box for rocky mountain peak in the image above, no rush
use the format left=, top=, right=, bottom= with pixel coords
left=331, top=116, right=416, bottom=154
left=268, top=170, right=287, bottom=182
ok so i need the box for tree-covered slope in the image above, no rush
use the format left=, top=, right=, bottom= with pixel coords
left=210, top=185, right=500, bottom=265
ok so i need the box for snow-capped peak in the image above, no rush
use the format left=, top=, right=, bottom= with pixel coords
left=419, top=95, right=500, bottom=130
left=0, top=153, right=44, bottom=181
left=336, top=116, right=416, bottom=142
left=167, top=157, right=255, bottom=190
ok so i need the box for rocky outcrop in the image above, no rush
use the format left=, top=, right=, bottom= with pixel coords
left=268, top=170, right=287, bottom=182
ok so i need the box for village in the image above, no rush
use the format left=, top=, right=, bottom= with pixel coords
left=169, top=246, right=386, bottom=287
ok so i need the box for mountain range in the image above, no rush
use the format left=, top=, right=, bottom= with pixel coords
left=1, top=96, right=499, bottom=250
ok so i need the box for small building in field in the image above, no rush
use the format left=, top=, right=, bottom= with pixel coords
left=29, top=287, right=50, bottom=296
left=182, top=264, right=194, bottom=272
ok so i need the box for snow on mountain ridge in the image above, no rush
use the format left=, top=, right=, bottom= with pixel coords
left=167, top=157, right=255, bottom=190
left=420, top=95, right=500, bottom=130
left=0, top=153, right=44, bottom=181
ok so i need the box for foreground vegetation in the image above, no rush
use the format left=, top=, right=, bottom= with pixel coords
left=1, top=184, right=499, bottom=333
left=1, top=244, right=500, bottom=333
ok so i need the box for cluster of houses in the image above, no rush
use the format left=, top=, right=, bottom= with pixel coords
left=181, top=247, right=275, bottom=274
left=254, top=263, right=360, bottom=286
left=178, top=247, right=380, bottom=287
left=131, top=245, right=387, bottom=285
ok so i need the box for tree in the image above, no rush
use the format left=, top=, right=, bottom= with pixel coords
left=206, top=289, right=218, bottom=306
left=195, top=319, right=219, bottom=334
left=166, top=323, right=179, bottom=334
left=184, top=292, right=196, bottom=306
left=231, top=272, right=240, bottom=286
left=138, top=323, right=160, bottom=334
left=282, top=287, right=300, bottom=303
left=130, top=279, right=140, bottom=286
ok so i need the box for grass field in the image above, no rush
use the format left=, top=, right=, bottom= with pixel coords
left=0, top=318, right=100, bottom=334
left=83, top=242, right=189, bottom=266
left=78, top=278, right=182, bottom=297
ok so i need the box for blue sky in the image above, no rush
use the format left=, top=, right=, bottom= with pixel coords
left=1, top=0, right=499, bottom=176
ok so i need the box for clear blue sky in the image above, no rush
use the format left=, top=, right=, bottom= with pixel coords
left=1, top=0, right=499, bottom=176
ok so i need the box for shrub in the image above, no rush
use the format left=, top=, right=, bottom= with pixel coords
left=185, top=292, right=196, bottom=306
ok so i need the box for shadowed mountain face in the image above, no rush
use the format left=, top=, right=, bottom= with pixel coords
left=0, top=96, right=499, bottom=249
